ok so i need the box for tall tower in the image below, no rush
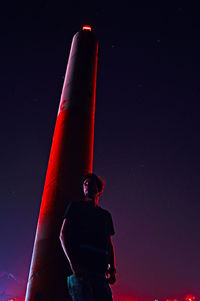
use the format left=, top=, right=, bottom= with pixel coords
left=25, top=26, right=98, bottom=301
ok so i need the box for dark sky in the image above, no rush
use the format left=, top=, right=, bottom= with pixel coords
left=1, top=2, right=200, bottom=300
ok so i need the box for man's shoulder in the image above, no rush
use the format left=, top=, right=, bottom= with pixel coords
left=97, top=206, right=112, bottom=218
left=64, top=200, right=94, bottom=213
left=64, top=201, right=113, bottom=218
left=63, top=201, right=82, bottom=219
left=98, top=206, right=115, bottom=235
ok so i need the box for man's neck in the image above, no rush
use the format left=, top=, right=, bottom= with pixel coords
left=85, top=196, right=99, bottom=207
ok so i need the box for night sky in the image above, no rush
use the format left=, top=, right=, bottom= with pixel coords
left=1, top=2, right=200, bottom=301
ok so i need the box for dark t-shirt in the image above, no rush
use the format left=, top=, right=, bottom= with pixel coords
left=63, top=200, right=115, bottom=273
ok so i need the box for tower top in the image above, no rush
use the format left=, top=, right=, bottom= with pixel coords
left=82, top=25, right=92, bottom=31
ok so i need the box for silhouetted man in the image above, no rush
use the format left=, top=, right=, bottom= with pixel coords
left=60, top=173, right=116, bottom=301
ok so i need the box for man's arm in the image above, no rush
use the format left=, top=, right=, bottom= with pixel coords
left=60, top=218, right=88, bottom=277
left=106, top=236, right=117, bottom=284
left=59, top=218, right=78, bottom=274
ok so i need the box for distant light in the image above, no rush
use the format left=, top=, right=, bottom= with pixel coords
left=82, top=25, right=91, bottom=31
left=186, top=297, right=196, bottom=301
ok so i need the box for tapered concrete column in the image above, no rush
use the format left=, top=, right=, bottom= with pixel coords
left=25, top=27, right=98, bottom=301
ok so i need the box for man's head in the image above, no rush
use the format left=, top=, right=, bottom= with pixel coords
left=82, top=173, right=105, bottom=203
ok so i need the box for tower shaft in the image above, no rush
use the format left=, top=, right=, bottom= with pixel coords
left=25, top=28, right=98, bottom=301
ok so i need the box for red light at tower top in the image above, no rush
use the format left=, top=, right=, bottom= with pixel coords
left=82, top=25, right=92, bottom=31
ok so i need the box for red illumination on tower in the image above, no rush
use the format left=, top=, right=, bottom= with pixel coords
left=82, top=25, right=92, bottom=31
left=25, top=28, right=98, bottom=301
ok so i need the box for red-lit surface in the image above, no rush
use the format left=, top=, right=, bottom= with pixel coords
left=9, top=294, right=200, bottom=301
left=7, top=299, right=24, bottom=301
left=82, top=25, right=92, bottom=31
left=25, top=29, right=98, bottom=301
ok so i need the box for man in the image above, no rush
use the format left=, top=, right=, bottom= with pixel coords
left=60, top=173, right=116, bottom=301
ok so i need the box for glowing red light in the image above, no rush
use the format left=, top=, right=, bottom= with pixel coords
left=186, top=296, right=196, bottom=301
left=82, top=25, right=92, bottom=31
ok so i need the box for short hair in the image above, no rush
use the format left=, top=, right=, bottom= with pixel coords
left=82, top=173, right=105, bottom=195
